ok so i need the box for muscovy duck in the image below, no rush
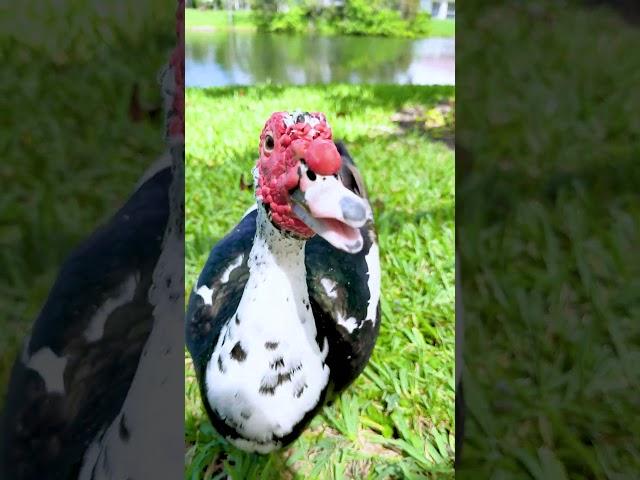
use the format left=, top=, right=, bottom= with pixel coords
left=186, top=111, right=381, bottom=453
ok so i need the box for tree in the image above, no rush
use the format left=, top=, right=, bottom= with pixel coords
left=398, top=0, right=420, bottom=20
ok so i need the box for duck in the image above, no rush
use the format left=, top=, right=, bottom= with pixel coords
left=186, top=111, right=381, bottom=453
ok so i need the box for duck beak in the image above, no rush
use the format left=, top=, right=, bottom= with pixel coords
left=291, top=175, right=372, bottom=254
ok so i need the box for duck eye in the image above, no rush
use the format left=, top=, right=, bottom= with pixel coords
left=264, top=135, right=275, bottom=152
left=306, top=169, right=317, bottom=181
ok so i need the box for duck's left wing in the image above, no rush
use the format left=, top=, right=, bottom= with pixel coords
left=305, top=142, right=381, bottom=395
left=305, top=226, right=380, bottom=395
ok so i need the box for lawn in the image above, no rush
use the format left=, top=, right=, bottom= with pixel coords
left=185, top=84, right=455, bottom=479
left=456, top=2, right=640, bottom=478
left=186, top=8, right=255, bottom=30
left=428, top=19, right=454, bottom=38
left=185, top=8, right=455, bottom=37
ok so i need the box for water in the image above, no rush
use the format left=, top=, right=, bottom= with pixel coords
left=186, top=29, right=454, bottom=87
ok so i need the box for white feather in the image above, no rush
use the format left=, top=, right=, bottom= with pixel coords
left=84, top=274, right=138, bottom=342
left=336, top=313, right=359, bottom=334
left=320, top=278, right=337, bottom=299
left=27, top=347, right=67, bottom=394
left=205, top=207, right=329, bottom=451
left=365, top=242, right=381, bottom=324
left=220, top=254, right=243, bottom=284
left=196, top=285, right=214, bottom=306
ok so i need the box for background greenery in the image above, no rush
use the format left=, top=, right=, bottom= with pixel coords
left=457, top=1, right=640, bottom=478
left=186, top=2, right=455, bottom=38
left=185, top=84, right=455, bottom=479
left=0, top=2, right=174, bottom=405
left=187, top=8, right=256, bottom=30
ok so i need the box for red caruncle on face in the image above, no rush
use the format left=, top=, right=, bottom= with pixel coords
left=256, top=112, right=341, bottom=237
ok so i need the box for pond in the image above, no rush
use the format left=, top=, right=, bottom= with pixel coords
left=186, top=29, right=454, bottom=87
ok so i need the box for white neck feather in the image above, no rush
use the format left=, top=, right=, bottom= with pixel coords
left=204, top=203, right=330, bottom=452
left=250, top=204, right=306, bottom=274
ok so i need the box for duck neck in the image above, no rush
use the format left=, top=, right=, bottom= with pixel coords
left=247, top=205, right=308, bottom=294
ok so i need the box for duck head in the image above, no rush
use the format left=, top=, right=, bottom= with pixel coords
left=255, top=111, right=371, bottom=254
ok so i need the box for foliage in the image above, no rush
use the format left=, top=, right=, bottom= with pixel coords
left=245, top=0, right=445, bottom=38
left=269, top=6, right=308, bottom=34
left=0, top=2, right=174, bottom=405
left=336, top=0, right=408, bottom=37
left=397, top=0, right=421, bottom=21
left=250, top=0, right=279, bottom=29
left=191, top=0, right=219, bottom=9
left=185, top=84, right=455, bottom=479
left=185, top=6, right=455, bottom=38
left=408, top=12, right=433, bottom=36
left=456, top=2, right=640, bottom=478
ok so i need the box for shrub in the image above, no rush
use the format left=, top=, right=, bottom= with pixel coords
left=409, top=11, right=431, bottom=36
left=252, top=0, right=435, bottom=38
left=338, top=0, right=411, bottom=37
left=269, top=6, right=308, bottom=34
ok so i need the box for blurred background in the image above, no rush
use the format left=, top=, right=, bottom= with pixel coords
left=0, top=1, right=175, bottom=409
left=456, top=1, right=640, bottom=478
left=185, top=0, right=455, bottom=86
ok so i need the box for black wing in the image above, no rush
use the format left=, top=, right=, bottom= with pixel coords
left=185, top=210, right=256, bottom=377
left=0, top=167, right=171, bottom=479
left=335, top=141, right=369, bottom=200
left=305, top=142, right=380, bottom=395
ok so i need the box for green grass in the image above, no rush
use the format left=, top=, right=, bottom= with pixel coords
left=185, top=8, right=455, bottom=38
left=457, top=2, right=640, bottom=478
left=428, top=19, right=455, bottom=38
left=0, top=1, right=174, bottom=407
left=185, top=84, right=455, bottom=479
left=186, top=8, right=256, bottom=30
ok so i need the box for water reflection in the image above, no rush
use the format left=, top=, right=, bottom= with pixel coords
left=186, top=30, right=454, bottom=87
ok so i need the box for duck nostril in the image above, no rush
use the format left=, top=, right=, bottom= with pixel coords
left=340, top=197, right=366, bottom=222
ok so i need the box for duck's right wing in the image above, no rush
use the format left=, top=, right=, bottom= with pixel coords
left=185, top=209, right=256, bottom=372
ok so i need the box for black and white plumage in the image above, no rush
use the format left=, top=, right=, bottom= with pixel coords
left=186, top=111, right=381, bottom=453
left=0, top=159, right=173, bottom=479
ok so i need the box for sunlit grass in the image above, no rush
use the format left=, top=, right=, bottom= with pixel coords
left=186, top=8, right=255, bottom=30
left=428, top=19, right=455, bottom=38
left=185, top=84, right=455, bottom=479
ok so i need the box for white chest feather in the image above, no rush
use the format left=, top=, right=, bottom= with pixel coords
left=205, top=209, right=329, bottom=452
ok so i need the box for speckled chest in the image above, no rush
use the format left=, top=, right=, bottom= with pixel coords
left=203, top=209, right=330, bottom=452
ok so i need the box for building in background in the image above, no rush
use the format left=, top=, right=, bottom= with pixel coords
left=421, top=0, right=455, bottom=19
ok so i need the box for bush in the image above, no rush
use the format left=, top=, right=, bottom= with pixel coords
left=251, top=0, right=431, bottom=38
left=335, top=0, right=417, bottom=37
left=192, top=0, right=218, bottom=9
left=251, top=0, right=278, bottom=29
left=269, top=6, right=308, bottom=34
left=409, top=11, right=432, bottom=36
